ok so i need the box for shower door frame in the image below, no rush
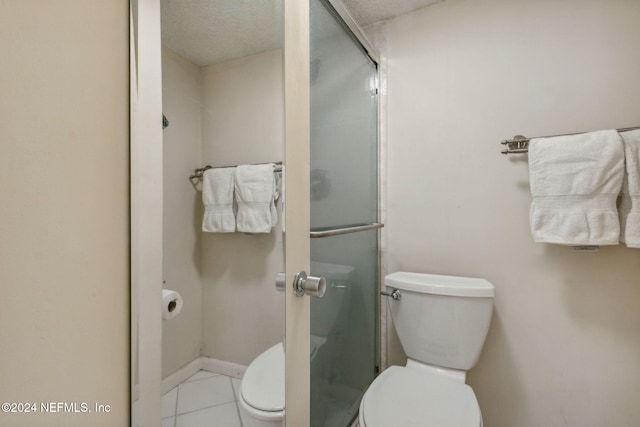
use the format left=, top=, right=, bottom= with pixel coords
left=130, top=1, right=164, bottom=426
left=323, top=0, right=380, bottom=64
left=283, top=0, right=311, bottom=425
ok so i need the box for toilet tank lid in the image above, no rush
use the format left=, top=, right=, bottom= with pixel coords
left=385, top=272, right=495, bottom=298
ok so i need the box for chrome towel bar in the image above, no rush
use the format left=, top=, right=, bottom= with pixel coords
left=190, top=161, right=283, bottom=183
left=310, top=222, right=384, bottom=238
left=500, top=126, right=640, bottom=155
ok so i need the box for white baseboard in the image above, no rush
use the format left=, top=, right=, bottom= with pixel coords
left=201, top=357, right=247, bottom=379
left=162, top=358, right=202, bottom=394
left=159, top=356, right=248, bottom=395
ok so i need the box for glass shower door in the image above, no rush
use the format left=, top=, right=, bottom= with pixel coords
left=309, top=0, right=379, bottom=426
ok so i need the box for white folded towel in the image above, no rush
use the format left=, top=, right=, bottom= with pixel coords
left=619, top=129, right=640, bottom=248
left=235, top=164, right=278, bottom=233
left=202, top=167, right=236, bottom=232
left=528, top=130, right=624, bottom=245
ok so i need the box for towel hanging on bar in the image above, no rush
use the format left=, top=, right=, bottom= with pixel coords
left=528, top=130, right=625, bottom=246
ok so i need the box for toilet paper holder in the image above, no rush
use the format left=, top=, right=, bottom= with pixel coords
left=167, top=300, right=178, bottom=313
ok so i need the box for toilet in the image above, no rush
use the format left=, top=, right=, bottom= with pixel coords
left=238, top=262, right=354, bottom=427
left=359, top=272, right=495, bottom=427
left=238, top=342, right=285, bottom=427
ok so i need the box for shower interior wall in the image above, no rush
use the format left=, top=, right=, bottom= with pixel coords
left=161, top=46, right=285, bottom=378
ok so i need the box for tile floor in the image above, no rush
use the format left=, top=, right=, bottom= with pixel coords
left=162, top=370, right=244, bottom=427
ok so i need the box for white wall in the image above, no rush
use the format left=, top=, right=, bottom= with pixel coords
left=161, top=47, right=203, bottom=378
left=0, top=1, right=129, bottom=426
left=199, top=50, right=285, bottom=365
left=373, top=0, right=640, bottom=426
left=158, top=48, right=284, bottom=370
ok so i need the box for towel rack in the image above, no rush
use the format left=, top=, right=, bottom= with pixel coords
left=310, top=222, right=384, bottom=238
left=190, top=161, right=283, bottom=183
left=500, top=126, right=640, bottom=155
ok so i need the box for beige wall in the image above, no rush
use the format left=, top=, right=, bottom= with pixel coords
left=0, top=1, right=129, bottom=426
left=200, top=50, right=285, bottom=365
left=157, top=48, right=284, bottom=370
left=161, top=47, right=203, bottom=378
left=374, top=0, right=640, bottom=426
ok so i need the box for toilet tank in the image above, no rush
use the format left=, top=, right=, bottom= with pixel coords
left=385, top=272, right=495, bottom=371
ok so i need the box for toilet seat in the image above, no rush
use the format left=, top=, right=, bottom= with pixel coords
left=241, top=342, right=284, bottom=413
left=359, top=366, right=481, bottom=427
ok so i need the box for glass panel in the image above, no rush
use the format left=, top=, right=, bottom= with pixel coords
left=310, top=1, right=379, bottom=426
left=310, top=230, right=378, bottom=427
left=310, top=0, right=378, bottom=230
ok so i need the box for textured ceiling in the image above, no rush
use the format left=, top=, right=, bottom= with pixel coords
left=161, top=0, right=442, bottom=67
left=161, top=0, right=284, bottom=67
left=342, top=0, right=443, bottom=27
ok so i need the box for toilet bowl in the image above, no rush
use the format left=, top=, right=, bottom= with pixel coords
left=359, top=366, right=482, bottom=427
left=237, top=338, right=328, bottom=427
left=238, top=342, right=284, bottom=427
left=239, top=262, right=353, bottom=427
left=359, top=272, right=494, bottom=427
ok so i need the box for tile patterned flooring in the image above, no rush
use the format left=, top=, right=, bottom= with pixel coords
left=161, top=370, right=244, bottom=427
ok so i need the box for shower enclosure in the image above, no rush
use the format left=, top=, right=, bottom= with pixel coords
left=309, top=1, right=380, bottom=426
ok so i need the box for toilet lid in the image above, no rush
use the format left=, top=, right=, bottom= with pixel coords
left=361, top=366, right=481, bottom=427
left=241, top=342, right=284, bottom=412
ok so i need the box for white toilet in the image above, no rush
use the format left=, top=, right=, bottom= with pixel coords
left=238, top=262, right=354, bottom=427
left=238, top=342, right=285, bottom=427
left=359, top=271, right=495, bottom=427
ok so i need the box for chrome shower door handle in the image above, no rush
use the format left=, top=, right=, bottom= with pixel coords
left=293, top=271, right=326, bottom=298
